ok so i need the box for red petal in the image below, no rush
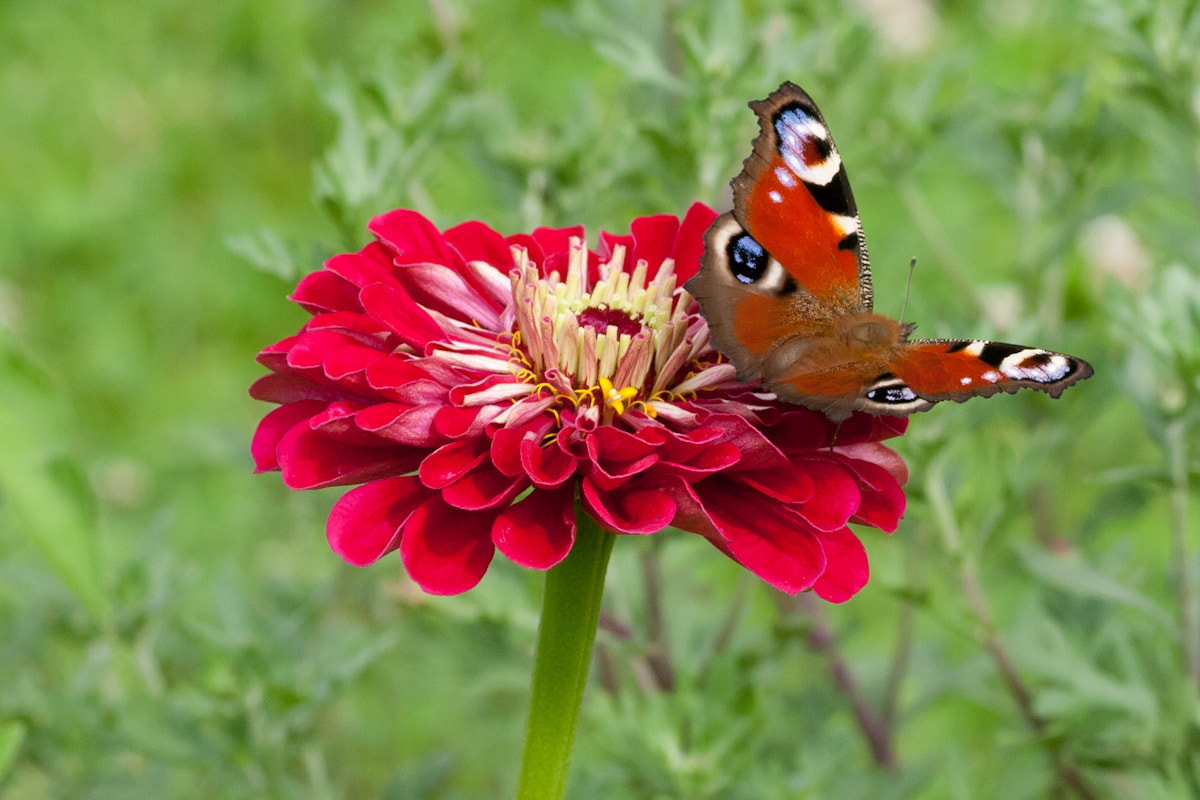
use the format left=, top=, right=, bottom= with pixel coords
left=580, top=477, right=675, bottom=534
left=700, top=479, right=826, bottom=593
left=735, top=463, right=815, bottom=504
left=530, top=224, right=585, bottom=256
left=597, top=231, right=634, bottom=262
left=290, top=270, right=361, bottom=314
left=520, top=433, right=578, bottom=488
left=400, top=498, right=496, bottom=594
left=442, top=468, right=527, bottom=510
left=793, top=459, right=861, bottom=532
left=359, top=282, right=445, bottom=349
left=492, top=486, right=576, bottom=569
left=326, top=476, right=431, bottom=565
left=394, top=262, right=501, bottom=330
left=251, top=400, right=325, bottom=472
left=276, top=424, right=423, bottom=489
left=629, top=214, right=680, bottom=278
left=811, top=527, right=869, bottom=603
left=671, top=203, right=718, bottom=282
left=370, top=209, right=457, bottom=266
left=323, top=245, right=394, bottom=288
left=418, top=438, right=490, bottom=489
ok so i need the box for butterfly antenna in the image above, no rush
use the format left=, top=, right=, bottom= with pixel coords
left=899, top=257, right=917, bottom=325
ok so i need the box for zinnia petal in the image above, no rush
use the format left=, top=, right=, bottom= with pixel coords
left=400, top=498, right=496, bottom=595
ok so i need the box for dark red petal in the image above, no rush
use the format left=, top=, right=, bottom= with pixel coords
left=442, top=468, right=527, bottom=510
left=580, top=477, right=675, bottom=534
left=326, top=476, right=431, bottom=565
left=735, top=462, right=815, bottom=504
left=276, top=424, right=423, bottom=489
left=841, top=456, right=905, bottom=533
left=251, top=400, right=326, bottom=472
left=418, top=438, right=490, bottom=489
left=492, top=486, right=576, bottom=569
left=811, top=527, right=869, bottom=603
left=671, top=203, right=719, bottom=282
left=291, top=270, right=361, bottom=314
left=359, top=282, right=445, bottom=349
left=699, top=478, right=826, bottom=594
left=400, top=498, right=496, bottom=595
left=794, top=459, right=861, bottom=532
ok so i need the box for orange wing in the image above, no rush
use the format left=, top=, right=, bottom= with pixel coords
left=731, top=82, right=872, bottom=311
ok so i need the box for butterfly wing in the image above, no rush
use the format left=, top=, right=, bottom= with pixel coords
left=852, top=340, right=1095, bottom=416
left=731, top=81, right=872, bottom=311
left=686, top=82, right=871, bottom=381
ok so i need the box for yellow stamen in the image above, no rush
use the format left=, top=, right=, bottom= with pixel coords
left=599, top=377, right=639, bottom=415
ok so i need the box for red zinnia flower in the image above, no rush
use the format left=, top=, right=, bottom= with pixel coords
left=251, top=203, right=908, bottom=600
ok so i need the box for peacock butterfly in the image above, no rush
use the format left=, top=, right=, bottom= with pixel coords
left=685, top=82, right=1093, bottom=422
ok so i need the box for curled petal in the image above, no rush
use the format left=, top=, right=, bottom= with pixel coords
left=793, top=459, right=861, bottom=532
left=581, top=477, right=676, bottom=535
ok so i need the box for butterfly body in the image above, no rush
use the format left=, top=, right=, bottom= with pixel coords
left=686, top=82, right=1092, bottom=421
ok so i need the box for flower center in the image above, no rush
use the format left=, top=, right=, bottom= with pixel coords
left=507, top=238, right=701, bottom=419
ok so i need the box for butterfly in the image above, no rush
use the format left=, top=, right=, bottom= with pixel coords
left=685, top=82, right=1093, bottom=422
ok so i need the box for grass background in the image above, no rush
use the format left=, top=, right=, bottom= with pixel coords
left=2, top=0, right=1199, bottom=798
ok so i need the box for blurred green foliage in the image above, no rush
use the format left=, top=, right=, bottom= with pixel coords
left=2, top=0, right=1199, bottom=798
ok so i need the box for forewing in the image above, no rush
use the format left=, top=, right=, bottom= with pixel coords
left=731, top=82, right=872, bottom=312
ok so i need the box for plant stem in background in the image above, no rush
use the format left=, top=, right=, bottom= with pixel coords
left=515, top=510, right=615, bottom=800
left=1164, top=420, right=1198, bottom=688
left=927, top=466, right=1100, bottom=800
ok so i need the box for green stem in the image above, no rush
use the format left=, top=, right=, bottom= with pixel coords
left=515, top=510, right=615, bottom=800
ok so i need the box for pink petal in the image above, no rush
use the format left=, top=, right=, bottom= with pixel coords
left=355, top=403, right=444, bottom=447
left=396, top=262, right=501, bottom=330
left=400, top=498, right=496, bottom=594
left=492, top=486, right=576, bottom=569
left=248, top=372, right=347, bottom=405
left=580, top=477, right=675, bottom=534
left=811, top=527, right=869, bottom=603
left=327, top=476, right=431, bottom=565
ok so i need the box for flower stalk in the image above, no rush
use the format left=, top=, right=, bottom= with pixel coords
left=515, top=508, right=615, bottom=800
